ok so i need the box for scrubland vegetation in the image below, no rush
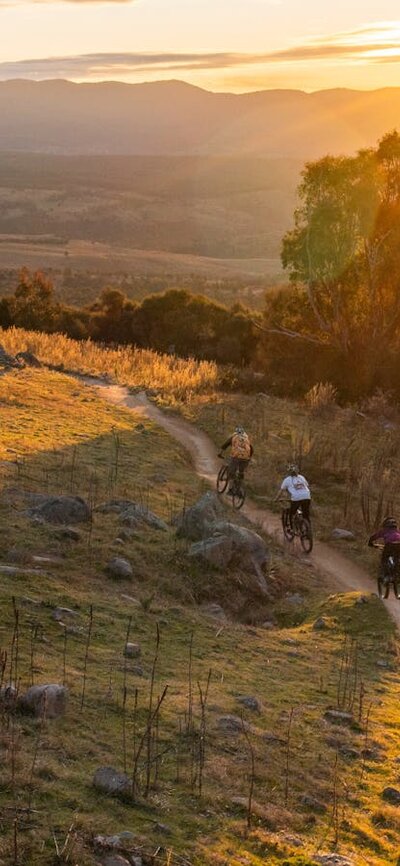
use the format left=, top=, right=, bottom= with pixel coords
left=0, top=368, right=399, bottom=866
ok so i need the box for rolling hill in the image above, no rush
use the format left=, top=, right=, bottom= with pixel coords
left=0, top=79, right=400, bottom=157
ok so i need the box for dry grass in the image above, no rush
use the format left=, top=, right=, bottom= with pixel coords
left=0, top=326, right=219, bottom=400
left=0, top=370, right=399, bottom=866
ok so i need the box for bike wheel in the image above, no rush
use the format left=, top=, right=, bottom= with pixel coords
left=216, top=465, right=229, bottom=494
left=299, top=518, right=313, bottom=554
left=232, top=485, right=246, bottom=510
left=282, top=510, right=294, bottom=542
left=377, top=575, right=390, bottom=599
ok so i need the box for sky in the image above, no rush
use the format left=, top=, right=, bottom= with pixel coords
left=1, top=0, right=400, bottom=91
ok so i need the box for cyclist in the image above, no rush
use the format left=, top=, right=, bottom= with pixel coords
left=275, top=464, right=311, bottom=527
left=368, top=516, right=400, bottom=574
left=218, top=426, right=253, bottom=493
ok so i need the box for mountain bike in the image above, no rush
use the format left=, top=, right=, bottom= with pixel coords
left=370, top=541, right=400, bottom=599
left=281, top=504, right=313, bottom=553
left=216, top=457, right=246, bottom=511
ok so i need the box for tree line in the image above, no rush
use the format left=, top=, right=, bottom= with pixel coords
left=0, top=271, right=257, bottom=368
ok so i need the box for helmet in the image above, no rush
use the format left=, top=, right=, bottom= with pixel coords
left=383, top=516, right=398, bottom=529
left=288, top=463, right=299, bottom=475
left=235, top=426, right=245, bottom=434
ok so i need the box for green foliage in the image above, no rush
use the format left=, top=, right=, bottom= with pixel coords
left=273, top=130, right=400, bottom=396
left=0, top=274, right=258, bottom=369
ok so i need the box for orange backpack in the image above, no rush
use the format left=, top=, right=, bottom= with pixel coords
left=231, top=432, right=251, bottom=459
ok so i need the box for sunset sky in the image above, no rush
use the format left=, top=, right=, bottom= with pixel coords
left=1, top=0, right=400, bottom=91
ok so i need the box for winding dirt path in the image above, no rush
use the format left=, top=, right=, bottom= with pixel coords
left=85, top=377, right=400, bottom=629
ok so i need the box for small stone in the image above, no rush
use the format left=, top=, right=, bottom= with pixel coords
left=93, top=767, right=130, bottom=797
left=55, top=527, right=82, bottom=542
left=355, top=595, right=368, bottom=605
left=382, top=786, right=400, bottom=805
left=283, top=637, right=298, bottom=645
left=118, top=529, right=135, bottom=542
left=331, top=529, right=355, bottom=540
left=153, top=823, right=172, bottom=835
left=101, top=857, right=131, bottom=866
left=52, top=607, right=78, bottom=622
left=114, top=538, right=125, bottom=546
left=376, top=659, right=390, bottom=669
left=124, top=643, right=141, bottom=659
left=236, top=695, right=262, bottom=713
left=217, top=715, right=251, bottom=733
left=261, top=621, right=276, bottom=630
left=339, top=745, right=359, bottom=759
left=106, top=558, right=133, bottom=580
left=18, top=684, right=67, bottom=718
left=301, top=794, right=327, bottom=814
left=315, top=856, right=354, bottom=866
left=201, top=603, right=227, bottom=621
left=286, top=593, right=304, bottom=606
left=324, top=709, right=353, bottom=725
left=313, top=617, right=330, bottom=631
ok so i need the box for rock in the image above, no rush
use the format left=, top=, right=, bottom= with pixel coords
left=201, top=603, right=227, bottom=621
left=313, top=617, right=330, bottom=631
left=117, top=528, right=135, bottom=542
left=261, top=621, right=276, bottom=630
left=214, top=521, right=269, bottom=575
left=217, top=715, right=251, bottom=734
left=339, top=745, right=359, bottom=759
left=106, top=558, right=133, bottom=580
left=32, top=555, right=64, bottom=567
left=52, top=607, right=78, bottom=622
left=29, top=495, right=91, bottom=525
left=280, top=833, right=303, bottom=849
left=236, top=695, right=262, bottom=713
left=301, top=794, right=327, bottom=814
left=189, top=522, right=269, bottom=587
left=355, top=595, right=368, bottom=605
left=175, top=491, right=223, bottom=541
left=331, top=528, right=355, bottom=540
left=283, top=637, right=298, bottom=645
left=18, top=684, right=67, bottom=718
left=54, top=526, right=82, bottom=542
left=315, top=856, right=354, bottom=866
left=0, top=344, right=21, bottom=368
left=189, top=535, right=234, bottom=569
left=101, top=856, right=131, bottom=866
left=382, top=786, right=400, bottom=805
left=0, top=684, right=17, bottom=709
left=15, top=351, right=42, bottom=368
left=153, top=823, right=172, bottom=835
left=324, top=709, right=353, bottom=725
left=286, top=593, right=304, bottom=606
left=93, top=767, right=130, bottom=797
left=124, top=643, right=141, bottom=659
left=96, top=499, right=168, bottom=531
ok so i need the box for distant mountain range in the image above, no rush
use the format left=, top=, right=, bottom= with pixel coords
left=0, top=79, right=399, bottom=157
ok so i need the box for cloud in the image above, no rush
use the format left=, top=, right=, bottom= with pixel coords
left=1, top=22, right=400, bottom=80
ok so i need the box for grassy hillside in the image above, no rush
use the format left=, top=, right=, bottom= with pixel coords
left=0, top=363, right=399, bottom=866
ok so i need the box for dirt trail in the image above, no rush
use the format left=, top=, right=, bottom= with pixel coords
left=85, top=378, right=400, bottom=629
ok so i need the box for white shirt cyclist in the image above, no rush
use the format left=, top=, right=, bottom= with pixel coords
left=280, top=474, right=311, bottom=502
